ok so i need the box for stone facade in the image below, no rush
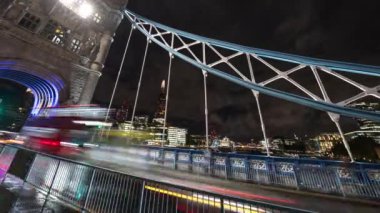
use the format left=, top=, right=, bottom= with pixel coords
left=0, top=0, right=128, bottom=105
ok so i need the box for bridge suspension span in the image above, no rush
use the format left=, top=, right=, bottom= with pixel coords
left=106, top=9, right=380, bottom=162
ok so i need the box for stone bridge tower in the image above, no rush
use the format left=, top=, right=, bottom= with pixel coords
left=0, top=0, right=128, bottom=113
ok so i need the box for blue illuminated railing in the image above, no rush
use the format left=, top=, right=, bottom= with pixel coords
left=135, top=146, right=380, bottom=200
left=0, top=144, right=311, bottom=212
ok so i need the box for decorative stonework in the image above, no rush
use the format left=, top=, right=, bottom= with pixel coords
left=249, top=160, right=267, bottom=170
left=192, top=154, right=205, bottom=163
left=148, top=150, right=159, bottom=159
left=178, top=153, right=190, bottom=162
left=164, top=151, right=175, bottom=160
left=276, top=162, right=294, bottom=173
left=230, top=158, right=245, bottom=168
left=336, top=167, right=353, bottom=179
left=213, top=156, right=226, bottom=166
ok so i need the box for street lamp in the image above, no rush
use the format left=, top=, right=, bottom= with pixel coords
left=60, top=0, right=94, bottom=19
left=78, top=2, right=94, bottom=19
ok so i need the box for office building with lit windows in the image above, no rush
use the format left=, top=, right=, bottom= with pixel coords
left=346, top=102, right=380, bottom=143
left=313, top=133, right=342, bottom=153
left=168, top=127, right=187, bottom=146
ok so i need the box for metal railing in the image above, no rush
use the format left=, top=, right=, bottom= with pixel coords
left=130, top=146, right=380, bottom=200
left=0, top=144, right=311, bottom=213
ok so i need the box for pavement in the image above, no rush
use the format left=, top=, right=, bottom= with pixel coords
left=0, top=173, right=79, bottom=212
left=5, top=143, right=380, bottom=213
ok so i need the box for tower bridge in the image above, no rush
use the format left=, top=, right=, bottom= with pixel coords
left=0, top=1, right=380, bottom=212
left=0, top=0, right=128, bottom=114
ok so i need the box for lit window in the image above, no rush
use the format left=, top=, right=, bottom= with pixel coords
left=18, top=13, right=41, bottom=32
left=70, top=38, right=81, bottom=53
left=41, top=20, right=69, bottom=46
left=93, top=13, right=102, bottom=23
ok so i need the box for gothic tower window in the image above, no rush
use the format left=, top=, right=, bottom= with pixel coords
left=70, top=38, right=82, bottom=53
left=41, top=20, right=69, bottom=46
left=93, top=13, right=102, bottom=24
left=18, top=13, right=41, bottom=32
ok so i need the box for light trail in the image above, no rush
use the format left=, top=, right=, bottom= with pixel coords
left=145, top=185, right=270, bottom=213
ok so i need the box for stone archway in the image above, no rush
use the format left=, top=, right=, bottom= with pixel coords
left=0, top=59, right=65, bottom=115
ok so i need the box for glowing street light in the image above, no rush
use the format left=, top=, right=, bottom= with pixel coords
left=59, top=0, right=76, bottom=8
left=78, top=2, right=94, bottom=19
left=60, top=0, right=94, bottom=19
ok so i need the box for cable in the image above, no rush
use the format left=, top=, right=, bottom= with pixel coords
left=162, top=35, right=175, bottom=146
left=131, top=34, right=151, bottom=124
left=105, top=26, right=134, bottom=123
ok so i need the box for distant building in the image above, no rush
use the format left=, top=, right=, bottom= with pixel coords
left=346, top=102, right=380, bottom=143
left=133, top=115, right=149, bottom=130
left=284, top=138, right=298, bottom=146
left=188, top=134, right=206, bottom=146
left=146, top=139, right=166, bottom=146
left=168, top=127, right=187, bottom=146
left=220, top=137, right=235, bottom=147
left=313, top=133, right=341, bottom=153
left=210, top=136, right=235, bottom=152
left=304, top=138, right=319, bottom=153
left=153, top=80, right=167, bottom=126
left=120, top=122, right=133, bottom=131
left=115, top=99, right=129, bottom=123
left=269, top=137, right=297, bottom=150
left=269, top=138, right=282, bottom=150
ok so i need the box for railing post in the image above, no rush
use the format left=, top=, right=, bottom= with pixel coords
left=207, top=151, right=213, bottom=176
left=138, top=180, right=146, bottom=213
left=0, top=149, right=7, bottom=185
left=160, top=148, right=164, bottom=164
left=244, top=157, right=249, bottom=181
left=224, top=157, right=230, bottom=180
left=24, top=153, right=37, bottom=182
left=293, top=161, right=300, bottom=190
left=83, top=168, right=96, bottom=211
left=8, top=149, right=37, bottom=212
left=189, top=151, right=193, bottom=172
left=0, top=146, right=17, bottom=185
left=220, top=198, right=224, bottom=213
left=254, top=166, right=261, bottom=185
left=173, top=151, right=178, bottom=170
left=41, top=160, right=61, bottom=212
left=335, top=168, right=346, bottom=197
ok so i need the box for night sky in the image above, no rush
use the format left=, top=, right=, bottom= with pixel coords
left=94, top=0, right=380, bottom=141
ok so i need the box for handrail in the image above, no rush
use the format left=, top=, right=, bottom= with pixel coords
left=0, top=144, right=312, bottom=212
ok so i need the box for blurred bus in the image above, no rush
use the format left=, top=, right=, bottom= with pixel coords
left=21, top=105, right=113, bottom=147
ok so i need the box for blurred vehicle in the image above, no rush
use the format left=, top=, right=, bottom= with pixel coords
left=21, top=105, right=113, bottom=147
left=0, top=131, right=23, bottom=144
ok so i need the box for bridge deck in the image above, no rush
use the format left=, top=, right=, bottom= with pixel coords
left=16, top=144, right=380, bottom=213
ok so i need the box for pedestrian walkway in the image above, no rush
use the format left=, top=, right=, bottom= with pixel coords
left=0, top=173, right=78, bottom=213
